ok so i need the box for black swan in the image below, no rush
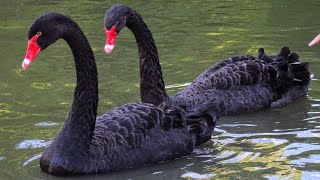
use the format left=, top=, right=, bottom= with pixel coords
left=21, top=12, right=225, bottom=176
left=103, top=4, right=310, bottom=114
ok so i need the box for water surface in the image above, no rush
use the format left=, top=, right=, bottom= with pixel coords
left=1, top=0, right=320, bottom=179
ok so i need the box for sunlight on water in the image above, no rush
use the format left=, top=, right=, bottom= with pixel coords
left=284, top=143, right=320, bottom=157
left=152, top=171, right=163, bottom=175
left=34, top=122, right=58, bottom=126
left=181, top=172, right=215, bottom=179
left=30, top=83, right=53, bottom=90
left=301, top=172, right=320, bottom=179
left=290, top=154, right=320, bottom=166
left=16, top=140, right=53, bottom=150
left=220, top=123, right=257, bottom=127
left=249, top=138, right=288, bottom=146
left=165, top=82, right=191, bottom=89
left=22, top=153, right=42, bottom=167
left=217, top=129, right=320, bottom=139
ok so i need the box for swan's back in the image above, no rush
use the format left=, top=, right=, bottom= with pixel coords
left=169, top=47, right=310, bottom=114
left=86, top=101, right=224, bottom=173
left=93, top=102, right=166, bottom=150
left=41, top=100, right=224, bottom=175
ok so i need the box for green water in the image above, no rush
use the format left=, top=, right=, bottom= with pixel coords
left=1, top=0, right=320, bottom=179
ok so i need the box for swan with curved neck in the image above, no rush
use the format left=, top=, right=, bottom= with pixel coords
left=104, top=4, right=310, bottom=114
left=22, top=12, right=224, bottom=176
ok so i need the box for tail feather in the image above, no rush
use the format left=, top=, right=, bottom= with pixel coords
left=257, top=48, right=274, bottom=63
left=257, top=48, right=265, bottom=59
left=289, top=62, right=310, bottom=85
left=275, top=46, right=290, bottom=59
left=272, top=61, right=310, bottom=94
left=288, top=52, right=300, bottom=63
left=256, top=46, right=310, bottom=86
left=257, top=46, right=291, bottom=63
left=185, top=98, right=225, bottom=146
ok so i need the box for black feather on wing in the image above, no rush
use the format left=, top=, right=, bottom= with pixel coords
left=92, top=102, right=165, bottom=150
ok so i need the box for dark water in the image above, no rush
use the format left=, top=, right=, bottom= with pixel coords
left=1, top=0, right=320, bottom=179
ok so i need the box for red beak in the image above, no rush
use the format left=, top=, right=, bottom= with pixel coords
left=104, top=25, right=117, bottom=54
left=22, top=33, right=41, bottom=70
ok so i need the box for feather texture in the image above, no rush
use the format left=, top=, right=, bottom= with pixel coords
left=104, top=4, right=310, bottom=114
left=24, top=12, right=224, bottom=176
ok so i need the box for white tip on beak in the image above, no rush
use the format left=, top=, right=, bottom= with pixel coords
left=22, top=58, right=31, bottom=70
left=104, top=45, right=114, bottom=54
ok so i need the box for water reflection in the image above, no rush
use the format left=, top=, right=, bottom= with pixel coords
left=181, top=172, right=215, bottom=179
left=22, top=153, right=42, bottom=167
left=16, top=139, right=52, bottom=150
left=34, top=122, right=58, bottom=127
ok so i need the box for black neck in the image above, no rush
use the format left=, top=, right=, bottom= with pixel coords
left=54, top=21, right=98, bottom=154
left=126, top=8, right=168, bottom=105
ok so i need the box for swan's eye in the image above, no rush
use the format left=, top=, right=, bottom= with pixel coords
left=36, top=32, right=42, bottom=36
left=115, top=21, right=119, bottom=26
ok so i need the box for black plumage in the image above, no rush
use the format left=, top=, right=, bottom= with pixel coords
left=104, top=4, right=310, bottom=114
left=24, top=12, right=224, bottom=176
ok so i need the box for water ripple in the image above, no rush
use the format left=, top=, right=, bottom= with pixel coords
left=16, top=139, right=52, bottom=150
left=22, top=153, right=42, bottom=166
left=250, top=138, right=288, bottom=146
left=181, top=172, right=215, bottom=179
left=290, top=154, right=320, bottom=166
left=218, top=128, right=320, bottom=139
left=303, top=115, right=320, bottom=121
left=34, top=122, right=58, bottom=127
left=165, top=82, right=191, bottom=89
left=220, top=151, right=254, bottom=163
left=284, top=143, right=320, bottom=156
left=301, top=171, right=320, bottom=179
left=220, top=123, right=257, bottom=127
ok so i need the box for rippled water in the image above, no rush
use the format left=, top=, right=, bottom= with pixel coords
left=1, top=0, right=320, bottom=179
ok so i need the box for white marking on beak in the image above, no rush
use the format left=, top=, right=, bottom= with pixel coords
left=104, top=45, right=114, bottom=54
left=22, top=58, right=31, bottom=70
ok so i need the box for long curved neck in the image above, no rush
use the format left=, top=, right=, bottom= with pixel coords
left=54, top=21, right=98, bottom=155
left=126, top=8, right=168, bottom=105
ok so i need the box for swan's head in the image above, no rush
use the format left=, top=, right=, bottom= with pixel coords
left=309, top=34, right=320, bottom=47
left=22, top=12, right=69, bottom=70
left=104, top=4, right=129, bottom=54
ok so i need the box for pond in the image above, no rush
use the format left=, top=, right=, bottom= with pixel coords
left=0, top=0, right=320, bottom=179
